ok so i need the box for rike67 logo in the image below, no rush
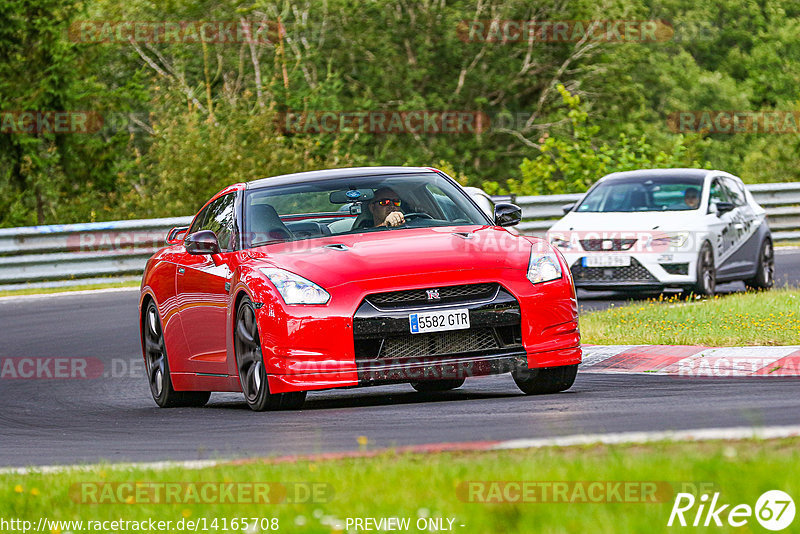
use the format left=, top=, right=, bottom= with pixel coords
left=668, top=490, right=795, bottom=531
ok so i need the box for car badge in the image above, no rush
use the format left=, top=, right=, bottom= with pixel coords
left=426, top=289, right=440, bottom=301
left=602, top=240, right=613, bottom=250
left=346, top=189, right=362, bottom=199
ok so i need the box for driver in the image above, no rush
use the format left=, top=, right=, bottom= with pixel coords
left=684, top=187, right=700, bottom=209
left=368, top=187, right=405, bottom=227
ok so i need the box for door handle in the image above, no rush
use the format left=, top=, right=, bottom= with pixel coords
left=178, top=267, right=185, bottom=274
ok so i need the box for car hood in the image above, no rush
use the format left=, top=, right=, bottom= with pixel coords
left=245, top=226, right=534, bottom=288
left=549, top=211, right=705, bottom=234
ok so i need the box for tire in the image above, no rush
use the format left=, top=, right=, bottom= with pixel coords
left=512, top=364, right=578, bottom=395
left=410, top=378, right=465, bottom=392
left=690, top=242, right=716, bottom=297
left=234, top=296, right=306, bottom=411
left=744, top=239, right=774, bottom=290
left=143, top=301, right=210, bottom=408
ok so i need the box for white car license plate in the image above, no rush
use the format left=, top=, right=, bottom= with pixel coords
left=409, top=309, right=470, bottom=334
left=583, top=255, right=631, bottom=267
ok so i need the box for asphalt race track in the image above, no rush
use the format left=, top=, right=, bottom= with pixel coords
left=1, top=250, right=798, bottom=468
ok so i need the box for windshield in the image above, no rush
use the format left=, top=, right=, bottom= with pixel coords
left=576, top=176, right=705, bottom=213
left=242, top=173, right=490, bottom=248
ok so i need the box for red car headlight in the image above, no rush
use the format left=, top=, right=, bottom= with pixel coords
left=260, top=267, right=331, bottom=305
left=526, top=248, right=563, bottom=284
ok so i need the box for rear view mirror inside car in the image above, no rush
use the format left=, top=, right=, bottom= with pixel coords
left=330, top=189, right=375, bottom=203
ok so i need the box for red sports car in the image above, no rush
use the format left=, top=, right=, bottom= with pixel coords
left=139, top=167, right=581, bottom=410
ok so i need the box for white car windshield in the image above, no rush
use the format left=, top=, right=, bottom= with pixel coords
left=577, top=176, right=705, bottom=213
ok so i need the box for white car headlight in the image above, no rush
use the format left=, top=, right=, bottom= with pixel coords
left=260, top=268, right=330, bottom=305
left=650, top=232, right=689, bottom=248
left=527, top=248, right=563, bottom=284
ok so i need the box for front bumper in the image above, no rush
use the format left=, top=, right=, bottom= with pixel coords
left=352, top=284, right=525, bottom=384
left=243, top=269, right=581, bottom=394
left=268, top=346, right=581, bottom=392
left=562, top=251, right=699, bottom=289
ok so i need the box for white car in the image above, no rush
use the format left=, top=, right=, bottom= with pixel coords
left=547, top=169, right=774, bottom=295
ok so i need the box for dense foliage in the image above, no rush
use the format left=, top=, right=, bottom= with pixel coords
left=1, top=0, right=799, bottom=225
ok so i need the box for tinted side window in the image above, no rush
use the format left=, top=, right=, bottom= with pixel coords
left=187, top=204, right=210, bottom=235
left=723, top=178, right=746, bottom=206
left=709, top=179, right=730, bottom=206
left=202, top=194, right=236, bottom=251
left=187, top=194, right=237, bottom=251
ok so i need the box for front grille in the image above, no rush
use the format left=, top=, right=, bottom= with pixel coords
left=367, top=283, right=497, bottom=308
left=661, top=263, right=689, bottom=275
left=571, top=257, right=657, bottom=282
left=580, top=239, right=636, bottom=251
left=354, top=324, right=522, bottom=361
left=381, top=328, right=498, bottom=359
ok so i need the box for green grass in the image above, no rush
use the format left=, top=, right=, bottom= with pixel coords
left=581, top=288, right=800, bottom=346
left=0, top=280, right=140, bottom=297
left=2, top=439, right=798, bottom=533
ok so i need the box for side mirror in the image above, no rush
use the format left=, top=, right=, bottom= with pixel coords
left=185, top=230, right=220, bottom=255
left=561, top=202, right=576, bottom=215
left=494, top=202, right=522, bottom=227
left=165, top=226, right=189, bottom=245
left=715, top=201, right=735, bottom=216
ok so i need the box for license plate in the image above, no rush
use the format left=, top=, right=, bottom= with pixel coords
left=409, top=309, right=470, bottom=334
left=583, top=255, right=631, bottom=267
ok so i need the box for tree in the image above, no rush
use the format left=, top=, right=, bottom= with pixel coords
left=486, top=85, right=708, bottom=195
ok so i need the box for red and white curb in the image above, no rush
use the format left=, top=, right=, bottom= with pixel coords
left=581, top=345, right=800, bottom=377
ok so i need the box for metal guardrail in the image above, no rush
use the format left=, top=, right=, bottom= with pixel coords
left=494, top=182, right=800, bottom=242
left=0, top=182, right=797, bottom=288
left=0, top=217, right=192, bottom=286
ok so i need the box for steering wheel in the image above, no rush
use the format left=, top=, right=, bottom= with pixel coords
left=403, top=212, right=434, bottom=221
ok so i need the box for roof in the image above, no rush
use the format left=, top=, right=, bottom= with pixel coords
left=246, top=166, right=437, bottom=189
left=599, top=168, right=725, bottom=182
